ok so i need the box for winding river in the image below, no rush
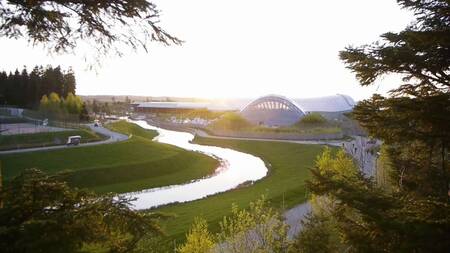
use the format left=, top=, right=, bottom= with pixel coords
left=126, top=120, right=268, bottom=210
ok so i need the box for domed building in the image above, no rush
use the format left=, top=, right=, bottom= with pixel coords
left=240, top=94, right=355, bottom=127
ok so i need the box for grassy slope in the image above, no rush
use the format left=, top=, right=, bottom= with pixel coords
left=105, top=120, right=156, bottom=140
left=0, top=129, right=103, bottom=150
left=0, top=121, right=218, bottom=193
left=1, top=120, right=330, bottom=246
left=155, top=136, right=329, bottom=242
left=209, top=112, right=342, bottom=136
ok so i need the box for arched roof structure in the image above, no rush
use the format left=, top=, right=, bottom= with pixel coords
left=240, top=95, right=306, bottom=127
left=293, top=94, right=355, bottom=112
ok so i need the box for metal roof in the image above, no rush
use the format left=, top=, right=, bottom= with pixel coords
left=136, top=102, right=208, bottom=109
left=293, top=94, right=355, bottom=112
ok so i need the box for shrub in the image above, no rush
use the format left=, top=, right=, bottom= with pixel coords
left=298, top=113, right=327, bottom=125
left=210, top=112, right=253, bottom=131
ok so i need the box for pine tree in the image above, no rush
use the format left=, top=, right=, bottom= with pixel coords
left=0, top=66, right=79, bottom=109
left=340, top=0, right=450, bottom=199
left=62, top=68, right=76, bottom=97
left=79, top=102, right=90, bottom=121
left=0, top=0, right=181, bottom=60
left=297, top=1, right=450, bottom=252
left=0, top=169, right=164, bottom=253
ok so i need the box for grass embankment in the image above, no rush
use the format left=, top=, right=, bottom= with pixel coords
left=0, top=129, right=103, bottom=151
left=0, top=121, right=218, bottom=193
left=209, top=112, right=342, bottom=136
left=105, top=120, right=156, bottom=139
left=155, top=137, right=329, bottom=242
left=1, top=120, right=330, bottom=246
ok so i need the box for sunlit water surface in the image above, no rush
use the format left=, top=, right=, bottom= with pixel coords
left=125, top=120, right=268, bottom=210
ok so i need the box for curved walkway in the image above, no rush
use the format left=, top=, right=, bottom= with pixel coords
left=190, top=128, right=377, bottom=238
left=192, top=128, right=377, bottom=176
left=0, top=124, right=128, bottom=155
left=193, top=128, right=344, bottom=147
left=0, top=120, right=375, bottom=238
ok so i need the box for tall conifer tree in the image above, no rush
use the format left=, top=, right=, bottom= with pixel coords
left=298, top=1, right=450, bottom=252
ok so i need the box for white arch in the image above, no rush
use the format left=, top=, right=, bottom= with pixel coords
left=240, top=94, right=306, bottom=115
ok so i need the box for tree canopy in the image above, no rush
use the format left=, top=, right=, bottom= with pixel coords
left=297, top=148, right=450, bottom=252
left=0, top=0, right=182, bottom=57
left=0, top=65, right=76, bottom=108
left=295, top=1, right=450, bottom=252
left=340, top=0, right=450, bottom=198
left=179, top=197, right=291, bottom=253
left=0, top=169, right=165, bottom=253
left=340, top=0, right=450, bottom=93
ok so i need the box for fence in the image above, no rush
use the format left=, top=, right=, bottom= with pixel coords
left=0, top=107, right=87, bottom=135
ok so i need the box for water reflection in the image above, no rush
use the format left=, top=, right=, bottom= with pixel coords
left=126, top=120, right=268, bottom=210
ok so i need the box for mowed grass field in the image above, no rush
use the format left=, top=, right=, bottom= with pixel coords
left=0, top=121, right=218, bottom=193
left=155, top=136, right=330, bottom=242
left=1, top=120, right=331, bottom=246
left=0, top=129, right=104, bottom=151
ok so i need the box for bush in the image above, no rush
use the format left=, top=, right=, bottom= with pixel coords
left=210, top=112, right=253, bottom=131
left=179, top=197, right=291, bottom=253
left=0, top=169, right=165, bottom=253
left=298, top=113, right=327, bottom=125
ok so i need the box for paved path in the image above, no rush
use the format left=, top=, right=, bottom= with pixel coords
left=0, top=124, right=128, bottom=155
left=1, top=120, right=377, bottom=239
left=193, top=128, right=378, bottom=176
left=192, top=128, right=345, bottom=147
left=145, top=122, right=381, bottom=238
left=284, top=202, right=312, bottom=238
left=189, top=127, right=379, bottom=238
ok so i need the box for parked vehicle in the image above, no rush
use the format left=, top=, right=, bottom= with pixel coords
left=67, top=135, right=81, bottom=146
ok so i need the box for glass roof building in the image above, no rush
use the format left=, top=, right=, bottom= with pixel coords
left=240, top=94, right=355, bottom=127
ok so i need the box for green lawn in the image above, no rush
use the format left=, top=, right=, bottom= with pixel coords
left=105, top=120, right=157, bottom=140
left=154, top=137, right=329, bottom=242
left=0, top=121, right=218, bottom=193
left=0, top=129, right=103, bottom=151
left=0, top=121, right=330, bottom=248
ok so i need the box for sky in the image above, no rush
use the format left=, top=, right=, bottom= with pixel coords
left=0, top=0, right=415, bottom=101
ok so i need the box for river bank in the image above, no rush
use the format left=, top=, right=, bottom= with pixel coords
left=125, top=120, right=268, bottom=209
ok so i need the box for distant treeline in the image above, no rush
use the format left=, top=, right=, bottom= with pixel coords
left=0, top=66, right=76, bottom=109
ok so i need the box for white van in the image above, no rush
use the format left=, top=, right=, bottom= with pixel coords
left=67, top=136, right=81, bottom=146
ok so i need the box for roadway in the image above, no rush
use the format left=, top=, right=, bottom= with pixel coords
left=0, top=124, right=128, bottom=155
left=190, top=127, right=378, bottom=238
left=0, top=120, right=376, bottom=238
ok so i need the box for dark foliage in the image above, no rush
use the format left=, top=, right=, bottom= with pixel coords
left=353, top=93, right=450, bottom=198
left=0, top=0, right=182, bottom=57
left=297, top=1, right=450, bottom=252
left=340, top=0, right=450, bottom=199
left=292, top=213, right=338, bottom=253
left=79, top=102, right=90, bottom=121
left=340, top=0, right=450, bottom=90
left=0, top=65, right=75, bottom=108
left=0, top=169, right=164, bottom=253
left=305, top=166, right=450, bottom=253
